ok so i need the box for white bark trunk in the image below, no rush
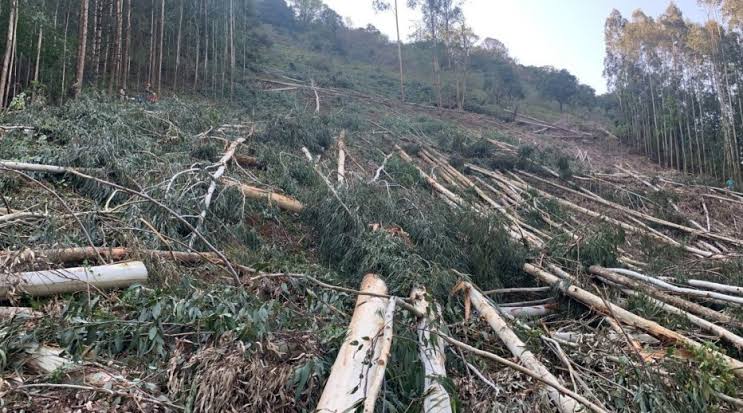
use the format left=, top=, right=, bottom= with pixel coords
left=189, top=137, right=247, bottom=248
left=458, top=281, right=582, bottom=413
left=687, top=279, right=743, bottom=296
left=316, top=274, right=389, bottom=412
left=363, top=297, right=396, bottom=413
left=1, top=262, right=148, bottom=298
left=337, top=130, right=346, bottom=187
left=524, top=264, right=743, bottom=379
left=410, top=288, right=452, bottom=413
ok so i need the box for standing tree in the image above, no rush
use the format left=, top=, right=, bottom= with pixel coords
left=409, top=0, right=443, bottom=107
left=538, top=68, right=578, bottom=112
left=73, top=0, right=89, bottom=98
left=372, top=0, right=405, bottom=102
left=0, top=0, right=18, bottom=106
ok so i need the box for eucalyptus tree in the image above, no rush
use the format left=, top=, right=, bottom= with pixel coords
left=408, top=0, right=444, bottom=107
left=373, top=0, right=406, bottom=101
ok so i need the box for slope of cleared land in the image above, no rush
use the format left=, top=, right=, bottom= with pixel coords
left=1, top=81, right=742, bottom=412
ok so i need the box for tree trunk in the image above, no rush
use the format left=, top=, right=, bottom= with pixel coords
left=0, top=262, right=148, bottom=298
left=60, top=10, right=70, bottom=102
left=73, top=0, right=89, bottom=98
left=157, top=0, right=164, bottom=94
left=316, top=274, right=390, bottom=412
left=0, top=0, right=17, bottom=107
left=222, top=180, right=304, bottom=213
left=394, top=0, right=404, bottom=102
left=122, top=0, right=130, bottom=91
left=457, top=281, right=583, bottom=413
left=33, top=27, right=42, bottom=83
left=410, top=288, right=452, bottom=413
left=174, top=0, right=183, bottom=89
left=524, top=264, right=743, bottom=379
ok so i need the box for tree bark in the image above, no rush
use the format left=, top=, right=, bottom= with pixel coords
left=0, top=262, right=148, bottom=298
left=394, top=0, right=404, bottom=102
left=457, top=281, right=583, bottom=413
left=73, top=0, right=89, bottom=98
left=316, top=274, right=389, bottom=412
left=222, top=180, right=304, bottom=213
left=33, top=27, right=43, bottom=83
left=524, top=264, right=743, bottom=379
left=0, top=0, right=18, bottom=107
left=410, top=288, right=452, bottom=413
left=174, top=0, right=183, bottom=89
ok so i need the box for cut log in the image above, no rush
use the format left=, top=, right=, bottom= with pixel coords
left=500, top=303, right=557, bottom=318
left=222, top=179, right=303, bottom=213
left=687, top=279, right=743, bottom=296
left=410, top=288, right=452, bottom=413
left=1, top=262, right=148, bottom=298
left=396, top=145, right=465, bottom=207
left=189, top=136, right=248, bottom=248
left=0, top=247, right=217, bottom=266
left=620, top=289, right=743, bottom=350
left=316, top=274, right=389, bottom=412
left=607, top=268, right=743, bottom=306
left=363, top=297, right=396, bottom=413
left=456, top=281, right=583, bottom=413
left=524, top=264, right=743, bottom=379
left=470, top=168, right=722, bottom=259
left=589, top=266, right=743, bottom=328
left=337, top=130, right=346, bottom=186
left=0, top=160, right=69, bottom=174
left=518, top=169, right=743, bottom=249
left=22, top=344, right=160, bottom=393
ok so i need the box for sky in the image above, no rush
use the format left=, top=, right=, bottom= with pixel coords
left=322, top=0, right=712, bottom=94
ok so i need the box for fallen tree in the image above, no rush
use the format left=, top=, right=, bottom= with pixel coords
left=410, top=288, right=452, bottom=413
left=222, top=179, right=304, bottom=213
left=0, top=247, right=217, bottom=266
left=189, top=135, right=249, bottom=248
left=607, top=267, right=743, bottom=306
left=589, top=266, right=743, bottom=329
left=455, top=281, right=583, bottom=413
left=1, top=262, right=148, bottom=298
left=316, top=274, right=390, bottom=412
left=523, top=264, right=743, bottom=379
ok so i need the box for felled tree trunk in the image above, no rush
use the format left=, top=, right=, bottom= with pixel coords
left=189, top=136, right=247, bottom=248
left=1, top=247, right=216, bottom=266
left=410, top=288, right=452, bottom=413
left=524, top=264, right=743, bottom=379
left=363, top=297, right=396, bottom=413
left=456, top=281, right=583, bottom=413
left=222, top=179, right=303, bottom=213
left=687, top=279, right=743, bottom=295
left=316, top=274, right=389, bottom=412
left=1, top=261, right=148, bottom=298
left=589, top=266, right=743, bottom=328
left=337, top=130, right=346, bottom=187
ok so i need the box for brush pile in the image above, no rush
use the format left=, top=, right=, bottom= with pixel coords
left=0, top=88, right=742, bottom=412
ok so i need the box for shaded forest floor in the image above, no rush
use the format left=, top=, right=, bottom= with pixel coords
left=0, top=81, right=742, bottom=412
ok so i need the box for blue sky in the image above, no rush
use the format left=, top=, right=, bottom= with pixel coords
left=323, top=0, right=711, bottom=94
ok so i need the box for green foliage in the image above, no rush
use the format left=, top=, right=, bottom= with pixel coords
left=549, top=224, right=625, bottom=269
left=258, top=113, right=333, bottom=154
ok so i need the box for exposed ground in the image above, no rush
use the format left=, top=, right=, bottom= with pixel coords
left=0, top=81, right=742, bottom=412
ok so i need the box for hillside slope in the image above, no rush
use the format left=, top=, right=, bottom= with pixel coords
left=1, top=77, right=742, bottom=412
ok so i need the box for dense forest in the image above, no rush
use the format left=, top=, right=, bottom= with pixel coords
left=605, top=1, right=743, bottom=183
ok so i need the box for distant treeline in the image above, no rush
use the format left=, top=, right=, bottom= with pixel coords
left=605, top=2, right=743, bottom=182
